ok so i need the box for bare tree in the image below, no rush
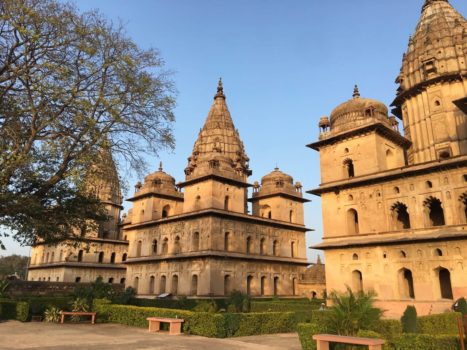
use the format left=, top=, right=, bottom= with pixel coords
left=0, top=0, right=176, bottom=248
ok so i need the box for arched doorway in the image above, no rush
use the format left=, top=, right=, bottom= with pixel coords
left=437, top=268, right=453, bottom=299
left=171, top=275, right=178, bottom=295
left=159, top=275, right=166, bottom=294
left=347, top=209, right=360, bottom=234
left=224, top=275, right=231, bottom=296
left=191, top=275, right=198, bottom=296
left=391, top=202, right=411, bottom=229
left=149, top=276, right=155, bottom=294
left=424, top=196, right=445, bottom=226
left=247, top=275, right=253, bottom=295
left=260, top=276, right=266, bottom=296
left=399, top=268, right=415, bottom=299
left=273, top=277, right=279, bottom=296
left=352, top=270, right=363, bottom=292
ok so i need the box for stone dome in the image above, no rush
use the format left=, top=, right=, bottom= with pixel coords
left=261, top=167, right=294, bottom=186
left=330, top=86, right=390, bottom=134
left=143, top=163, right=176, bottom=186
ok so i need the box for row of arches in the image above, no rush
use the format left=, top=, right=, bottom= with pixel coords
left=76, top=250, right=127, bottom=263
left=134, top=233, right=297, bottom=258
left=346, top=194, right=467, bottom=235
left=352, top=246, right=453, bottom=261
left=351, top=267, right=454, bottom=300
left=134, top=274, right=291, bottom=296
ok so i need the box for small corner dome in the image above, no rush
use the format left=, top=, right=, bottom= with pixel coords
left=144, top=163, right=176, bottom=185
left=318, top=116, right=330, bottom=128
left=329, top=86, right=389, bottom=133
left=261, top=167, right=294, bottom=185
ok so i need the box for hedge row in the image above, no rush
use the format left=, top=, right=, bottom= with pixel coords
left=250, top=299, right=323, bottom=313
left=0, top=299, right=29, bottom=322
left=297, top=312, right=464, bottom=350
left=93, top=299, right=299, bottom=338
left=18, top=296, right=73, bottom=315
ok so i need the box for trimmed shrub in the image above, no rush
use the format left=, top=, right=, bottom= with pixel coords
left=394, top=333, right=461, bottom=350
left=229, top=312, right=296, bottom=337
left=357, top=330, right=392, bottom=350
left=297, top=322, right=329, bottom=350
left=401, top=305, right=418, bottom=333
left=193, top=300, right=218, bottom=313
left=454, top=298, right=467, bottom=316
left=15, top=301, right=29, bottom=322
left=0, top=299, right=17, bottom=320
left=370, top=319, right=402, bottom=345
left=418, top=312, right=460, bottom=335
left=250, top=299, right=322, bottom=312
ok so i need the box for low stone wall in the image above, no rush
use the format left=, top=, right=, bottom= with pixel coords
left=6, top=280, right=124, bottom=298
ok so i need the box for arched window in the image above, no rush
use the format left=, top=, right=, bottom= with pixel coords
left=289, top=210, right=294, bottom=223
left=347, top=209, right=360, bottom=234
left=50, top=252, right=54, bottom=262
left=291, top=241, right=296, bottom=257
left=110, top=252, right=116, bottom=263
left=171, top=275, right=178, bottom=295
left=224, top=275, right=231, bottom=296
left=273, top=277, right=279, bottom=296
left=120, top=278, right=126, bottom=284
left=224, top=196, right=230, bottom=211
left=134, top=277, right=139, bottom=293
left=273, top=240, right=279, bottom=256
left=352, top=253, right=359, bottom=260
left=59, top=250, right=63, bottom=262
left=247, top=275, right=253, bottom=295
left=162, top=238, right=168, bottom=254
left=352, top=270, right=363, bottom=293
left=174, top=236, right=181, bottom=254
left=386, top=149, right=397, bottom=169
left=399, top=250, right=407, bottom=258
left=260, top=276, right=266, bottom=296
left=191, top=275, right=198, bottom=296
left=75, top=277, right=81, bottom=283
left=399, top=268, right=415, bottom=299
left=261, top=205, right=272, bottom=218
left=437, top=268, right=453, bottom=299
left=260, top=238, right=266, bottom=255
left=434, top=248, right=443, bottom=257
left=152, top=240, right=158, bottom=255
left=391, top=202, right=411, bottom=229
left=136, top=240, right=142, bottom=257
left=246, top=236, right=252, bottom=254
left=162, top=205, right=171, bottom=218
left=149, top=276, right=155, bottom=294
left=46, top=253, right=49, bottom=263
left=224, top=232, right=231, bottom=251
left=192, top=232, right=200, bottom=251
left=426, top=181, right=433, bottom=188
left=160, top=275, right=166, bottom=294
left=459, top=193, right=467, bottom=223
left=268, top=211, right=272, bottom=219
left=122, top=253, right=127, bottom=262
left=424, top=196, right=445, bottom=226
left=292, top=277, right=297, bottom=296
left=343, top=159, right=355, bottom=178
left=98, top=252, right=104, bottom=263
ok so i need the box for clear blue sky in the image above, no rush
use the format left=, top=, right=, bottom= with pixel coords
left=3, top=0, right=466, bottom=260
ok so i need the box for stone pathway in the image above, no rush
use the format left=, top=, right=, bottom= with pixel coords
left=0, top=321, right=302, bottom=350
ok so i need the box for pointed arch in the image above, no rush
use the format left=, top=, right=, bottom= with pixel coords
left=162, top=205, right=171, bottom=218
left=423, top=196, right=445, bottom=226
left=192, top=232, right=200, bottom=251
left=352, top=270, right=363, bottom=292
left=347, top=209, right=360, bottom=234
left=343, top=158, right=355, bottom=178
left=436, top=267, right=453, bottom=299
left=398, top=268, right=415, bottom=299
left=391, top=202, right=411, bottom=229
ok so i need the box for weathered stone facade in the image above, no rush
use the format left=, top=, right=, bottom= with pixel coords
left=309, top=0, right=467, bottom=318
left=123, top=80, right=311, bottom=297
left=28, top=146, right=128, bottom=283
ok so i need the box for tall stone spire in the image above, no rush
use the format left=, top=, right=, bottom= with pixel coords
left=184, top=80, right=251, bottom=182
left=392, top=0, right=466, bottom=164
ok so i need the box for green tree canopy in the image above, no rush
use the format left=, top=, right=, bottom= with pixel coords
left=0, top=0, right=176, bottom=248
left=0, top=254, right=29, bottom=279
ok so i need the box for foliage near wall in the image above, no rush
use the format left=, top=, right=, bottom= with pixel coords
left=93, top=299, right=302, bottom=338
left=0, top=299, right=29, bottom=321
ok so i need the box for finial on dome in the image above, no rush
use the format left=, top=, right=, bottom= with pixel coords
left=353, top=85, right=360, bottom=99
left=158, top=161, right=163, bottom=171
left=214, top=78, right=225, bottom=100
left=274, top=165, right=279, bottom=171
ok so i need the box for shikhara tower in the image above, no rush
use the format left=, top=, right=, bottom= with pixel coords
left=122, top=80, right=311, bottom=297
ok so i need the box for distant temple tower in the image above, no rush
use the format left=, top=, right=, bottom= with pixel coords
left=308, top=0, right=467, bottom=318
left=28, top=143, right=128, bottom=283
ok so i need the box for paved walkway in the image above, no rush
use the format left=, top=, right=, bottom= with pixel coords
left=0, top=321, right=302, bottom=350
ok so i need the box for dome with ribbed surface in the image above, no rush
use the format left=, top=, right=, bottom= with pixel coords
left=184, top=79, right=251, bottom=181
left=395, top=0, right=466, bottom=94
left=329, top=86, right=390, bottom=135
left=261, top=167, right=294, bottom=186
